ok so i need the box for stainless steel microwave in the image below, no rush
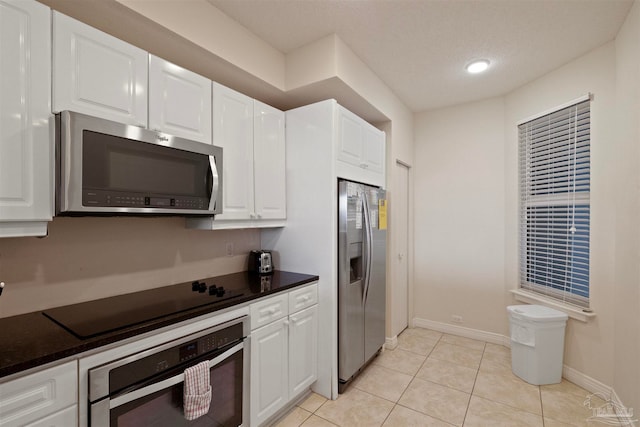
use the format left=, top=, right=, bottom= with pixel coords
left=55, top=111, right=222, bottom=216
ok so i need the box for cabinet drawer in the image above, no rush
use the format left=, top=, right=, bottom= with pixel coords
left=250, top=293, right=288, bottom=330
left=0, top=361, right=78, bottom=427
left=289, top=283, right=318, bottom=314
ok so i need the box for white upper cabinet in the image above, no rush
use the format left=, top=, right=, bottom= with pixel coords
left=362, top=123, right=385, bottom=174
left=0, top=0, right=52, bottom=238
left=254, top=100, right=286, bottom=220
left=336, top=105, right=385, bottom=187
left=337, top=107, right=364, bottom=166
left=212, top=82, right=254, bottom=220
left=148, top=55, right=212, bottom=144
left=52, top=11, right=148, bottom=126
left=188, top=83, right=286, bottom=229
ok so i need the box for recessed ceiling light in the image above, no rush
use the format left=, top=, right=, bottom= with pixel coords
left=466, top=60, right=490, bottom=74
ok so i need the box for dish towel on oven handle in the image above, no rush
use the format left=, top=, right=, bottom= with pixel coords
left=183, top=360, right=212, bottom=420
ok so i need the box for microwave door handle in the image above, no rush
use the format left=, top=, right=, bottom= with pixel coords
left=208, top=155, right=219, bottom=211
left=108, top=342, right=243, bottom=410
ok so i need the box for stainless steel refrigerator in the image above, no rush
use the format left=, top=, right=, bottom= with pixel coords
left=338, top=179, right=386, bottom=392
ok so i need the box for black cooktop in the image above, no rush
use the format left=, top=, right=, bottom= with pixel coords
left=42, top=271, right=313, bottom=339
left=43, top=279, right=242, bottom=339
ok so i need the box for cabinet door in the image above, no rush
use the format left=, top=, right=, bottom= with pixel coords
left=148, top=55, right=212, bottom=144
left=24, top=406, right=77, bottom=427
left=336, top=106, right=364, bottom=167
left=0, top=361, right=77, bottom=427
left=0, top=0, right=52, bottom=237
left=288, top=305, right=318, bottom=398
left=362, top=124, right=385, bottom=174
left=253, top=100, right=286, bottom=220
left=53, top=12, right=147, bottom=126
left=250, top=318, right=289, bottom=427
left=212, top=82, right=254, bottom=220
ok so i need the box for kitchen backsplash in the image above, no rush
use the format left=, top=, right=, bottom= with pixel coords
left=0, top=217, right=260, bottom=318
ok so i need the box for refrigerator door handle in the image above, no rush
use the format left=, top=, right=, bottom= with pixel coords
left=362, top=192, right=373, bottom=305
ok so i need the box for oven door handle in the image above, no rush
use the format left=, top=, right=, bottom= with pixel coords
left=107, top=341, right=244, bottom=409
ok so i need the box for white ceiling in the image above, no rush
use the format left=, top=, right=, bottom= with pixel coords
left=207, top=0, right=633, bottom=113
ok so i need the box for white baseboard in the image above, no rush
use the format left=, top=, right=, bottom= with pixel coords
left=412, top=316, right=635, bottom=421
left=385, top=335, right=398, bottom=350
left=562, top=364, right=612, bottom=397
left=412, top=317, right=510, bottom=347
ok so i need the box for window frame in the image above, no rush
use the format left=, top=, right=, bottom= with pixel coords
left=517, top=95, right=591, bottom=309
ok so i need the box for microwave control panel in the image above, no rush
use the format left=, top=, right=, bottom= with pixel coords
left=83, top=189, right=207, bottom=210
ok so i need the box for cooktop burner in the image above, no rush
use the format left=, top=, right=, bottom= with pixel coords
left=43, top=278, right=243, bottom=339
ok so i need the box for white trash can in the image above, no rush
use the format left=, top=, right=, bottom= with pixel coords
left=507, top=304, right=568, bottom=385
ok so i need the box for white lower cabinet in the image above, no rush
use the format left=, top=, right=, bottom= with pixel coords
left=0, top=361, right=78, bottom=427
left=250, top=283, right=318, bottom=426
left=250, top=317, right=289, bottom=425
left=23, top=405, right=77, bottom=427
left=288, top=305, right=318, bottom=397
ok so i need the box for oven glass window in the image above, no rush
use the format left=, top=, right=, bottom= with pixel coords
left=110, top=350, right=243, bottom=427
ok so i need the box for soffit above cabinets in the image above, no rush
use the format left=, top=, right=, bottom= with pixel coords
left=209, top=0, right=633, bottom=112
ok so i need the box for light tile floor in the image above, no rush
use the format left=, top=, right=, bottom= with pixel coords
left=272, top=327, right=608, bottom=427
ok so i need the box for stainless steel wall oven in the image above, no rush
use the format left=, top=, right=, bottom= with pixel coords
left=88, top=316, right=248, bottom=427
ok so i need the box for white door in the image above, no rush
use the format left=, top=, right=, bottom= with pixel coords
left=53, top=11, right=148, bottom=126
left=212, top=82, right=254, bottom=220
left=148, top=55, right=212, bottom=144
left=392, top=161, right=410, bottom=336
left=250, top=319, right=288, bottom=427
left=253, top=100, right=286, bottom=220
left=0, top=0, right=52, bottom=237
left=288, top=305, right=318, bottom=397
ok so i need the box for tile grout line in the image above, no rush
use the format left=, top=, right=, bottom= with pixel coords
left=385, top=334, right=471, bottom=425
left=460, top=341, right=486, bottom=426
left=388, top=333, right=471, bottom=426
left=291, top=330, right=588, bottom=427
left=380, top=332, right=439, bottom=425
left=540, top=385, right=545, bottom=427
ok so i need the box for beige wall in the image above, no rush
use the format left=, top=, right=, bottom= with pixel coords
left=0, top=218, right=259, bottom=317
left=413, top=97, right=506, bottom=334
left=414, top=32, right=640, bottom=407
left=505, top=42, right=617, bottom=388
left=612, top=0, right=640, bottom=413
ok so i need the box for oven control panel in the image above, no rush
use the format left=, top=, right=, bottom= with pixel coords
left=178, top=326, right=237, bottom=363
left=106, top=321, right=244, bottom=395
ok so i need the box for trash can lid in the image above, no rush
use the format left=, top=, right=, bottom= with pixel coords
left=507, top=305, right=568, bottom=322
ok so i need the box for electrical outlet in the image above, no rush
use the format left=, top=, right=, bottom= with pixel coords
left=451, top=315, right=463, bottom=324
left=226, top=242, right=234, bottom=257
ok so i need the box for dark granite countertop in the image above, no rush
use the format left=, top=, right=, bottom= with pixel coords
left=0, top=270, right=318, bottom=379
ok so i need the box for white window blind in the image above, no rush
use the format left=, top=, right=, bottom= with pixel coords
left=518, top=99, right=590, bottom=308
